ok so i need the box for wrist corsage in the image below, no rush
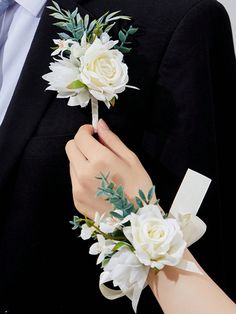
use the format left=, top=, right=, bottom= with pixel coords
left=42, top=1, right=138, bottom=128
left=71, top=170, right=211, bottom=312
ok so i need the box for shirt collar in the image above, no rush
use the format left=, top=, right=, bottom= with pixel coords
left=16, top=0, right=47, bottom=17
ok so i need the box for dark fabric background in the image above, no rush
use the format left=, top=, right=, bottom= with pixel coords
left=0, top=0, right=235, bottom=313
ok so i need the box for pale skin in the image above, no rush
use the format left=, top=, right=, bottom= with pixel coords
left=65, top=119, right=236, bottom=314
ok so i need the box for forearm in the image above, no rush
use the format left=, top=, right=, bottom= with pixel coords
left=148, top=250, right=235, bottom=314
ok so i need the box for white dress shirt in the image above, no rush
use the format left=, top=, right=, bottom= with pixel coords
left=0, top=0, right=46, bottom=125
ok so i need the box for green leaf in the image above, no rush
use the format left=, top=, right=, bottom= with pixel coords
left=76, top=13, right=82, bottom=24
left=118, top=30, right=126, bottom=43
left=53, top=21, right=66, bottom=28
left=96, top=190, right=104, bottom=197
left=47, top=6, right=59, bottom=12
left=52, top=0, right=61, bottom=12
left=110, top=211, right=123, bottom=220
left=71, top=8, right=78, bottom=19
left=104, top=22, right=116, bottom=33
left=128, top=27, right=139, bottom=35
left=139, top=189, right=147, bottom=203
left=87, top=20, right=96, bottom=33
left=84, top=14, right=89, bottom=29
left=148, top=186, right=155, bottom=202
left=109, top=15, right=131, bottom=22
left=75, top=29, right=84, bottom=40
left=58, top=32, right=70, bottom=40
left=50, top=12, right=67, bottom=20
left=112, top=241, right=127, bottom=252
left=118, top=46, right=131, bottom=53
left=67, top=80, right=86, bottom=89
left=108, top=182, right=115, bottom=189
left=105, top=11, right=120, bottom=21
left=135, top=196, right=143, bottom=208
left=116, top=186, right=124, bottom=198
left=102, top=258, right=110, bottom=267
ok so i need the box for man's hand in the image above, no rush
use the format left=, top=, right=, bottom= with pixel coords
left=65, top=119, right=154, bottom=219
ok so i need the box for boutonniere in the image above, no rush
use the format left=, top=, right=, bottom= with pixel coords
left=42, top=1, right=138, bottom=128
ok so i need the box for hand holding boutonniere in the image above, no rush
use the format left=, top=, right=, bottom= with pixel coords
left=42, top=1, right=138, bottom=128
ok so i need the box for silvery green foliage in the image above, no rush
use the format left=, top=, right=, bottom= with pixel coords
left=70, top=173, right=157, bottom=231
left=48, top=1, right=138, bottom=52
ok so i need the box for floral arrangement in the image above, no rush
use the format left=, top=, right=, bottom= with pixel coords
left=70, top=173, right=207, bottom=312
left=42, top=1, right=138, bottom=128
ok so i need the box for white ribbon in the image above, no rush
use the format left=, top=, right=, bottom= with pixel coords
left=170, top=169, right=211, bottom=247
left=91, top=96, right=99, bottom=130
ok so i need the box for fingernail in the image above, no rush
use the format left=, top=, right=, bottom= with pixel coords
left=99, top=119, right=110, bottom=130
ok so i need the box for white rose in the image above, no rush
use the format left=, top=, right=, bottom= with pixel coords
left=123, top=204, right=187, bottom=270
left=79, top=37, right=129, bottom=107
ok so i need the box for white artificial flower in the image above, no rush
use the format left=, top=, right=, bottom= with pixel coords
left=99, top=210, right=124, bottom=233
left=99, top=247, right=149, bottom=312
left=51, top=39, right=74, bottom=56
left=79, top=37, right=129, bottom=108
left=80, top=212, right=105, bottom=240
left=42, top=56, right=90, bottom=107
left=89, top=234, right=115, bottom=264
left=80, top=224, right=94, bottom=240
left=123, top=204, right=187, bottom=270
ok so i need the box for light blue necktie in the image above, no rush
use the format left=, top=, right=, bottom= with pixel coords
left=0, top=0, right=14, bottom=16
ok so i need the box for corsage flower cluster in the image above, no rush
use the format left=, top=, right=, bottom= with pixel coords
left=43, top=1, right=138, bottom=127
left=71, top=173, right=207, bottom=312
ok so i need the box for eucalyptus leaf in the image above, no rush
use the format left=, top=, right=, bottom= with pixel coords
left=52, top=0, right=61, bottom=12
left=148, top=186, right=155, bottom=202
left=128, top=27, right=139, bottom=35
left=110, top=211, right=123, bottom=220
left=118, top=46, right=131, bottom=53
left=53, top=21, right=66, bottom=28
left=139, top=189, right=147, bottom=203
left=71, top=8, right=78, bottom=18
left=50, top=12, right=67, bottom=20
left=84, top=14, right=89, bottom=29
left=135, top=196, right=143, bottom=208
left=118, top=30, right=126, bottom=43
left=116, top=186, right=124, bottom=198
left=58, top=32, right=70, bottom=39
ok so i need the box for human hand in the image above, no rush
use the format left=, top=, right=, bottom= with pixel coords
left=65, top=119, right=154, bottom=219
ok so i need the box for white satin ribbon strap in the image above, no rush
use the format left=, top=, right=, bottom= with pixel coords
left=170, top=169, right=211, bottom=217
left=176, top=259, right=203, bottom=274
left=91, top=96, right=99, bottom=130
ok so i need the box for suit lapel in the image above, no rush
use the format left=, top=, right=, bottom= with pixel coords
left=0, top=0, right=91, bottom=191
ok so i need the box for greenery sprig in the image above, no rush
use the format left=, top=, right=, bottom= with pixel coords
left=70, top=172, right=160, bottom=229
left=48, top=1, right=138, bottom=52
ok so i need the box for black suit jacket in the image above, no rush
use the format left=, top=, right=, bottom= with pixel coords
left=0, top=0, right=235, bottom=313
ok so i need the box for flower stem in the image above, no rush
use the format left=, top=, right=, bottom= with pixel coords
left=91, top=96, right=98, bottom=130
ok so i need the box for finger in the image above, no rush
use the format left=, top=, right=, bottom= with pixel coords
left=65, top=139, right=88, bottom=167
left=97, top=119, right=135, bottom=162
left=74, top=124, right=112, bottom=161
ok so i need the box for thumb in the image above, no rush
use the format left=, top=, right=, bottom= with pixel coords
left=97, top=119, right=133, bottom=161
